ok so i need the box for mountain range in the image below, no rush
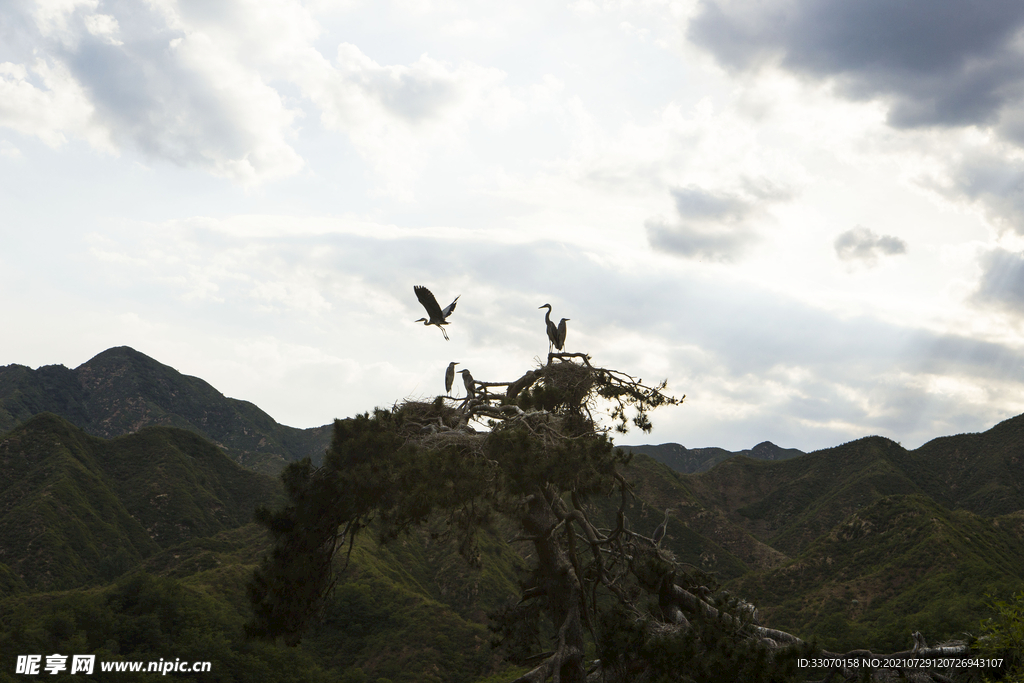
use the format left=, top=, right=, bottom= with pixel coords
left=0, top=347, right=801, bottom=477
left=619, top=426, right=1024, bottom=651
left=0, top=346, right=332, bottom=474
left=620, top=440, right=806, bottom=474
left=1, top=346, right=1022, bottom=680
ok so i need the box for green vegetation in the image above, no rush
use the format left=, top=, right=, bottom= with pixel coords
left=0, top=514, right=526, bottom=683
left=731, top=494, right=1024, bottom=653
left=978, top=591, right=1024, bottom=682
left=0, top=570, right=333, bottom=683
left=4, top=348, right=1024, bottom=681
left=0, top=414, right=282, bottom=591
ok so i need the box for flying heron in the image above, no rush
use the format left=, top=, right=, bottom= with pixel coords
left=414, top=286, right=459, bottom=341
left=539, top=304, right=560, bottom=352
left=445, top=362, right=460, bottom=395
left=459, top=368, right=475, bottom=399
left=652, top=509, right=671, bottom=546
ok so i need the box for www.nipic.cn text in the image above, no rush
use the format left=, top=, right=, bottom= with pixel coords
left=15, top=654, right=212, bottom=675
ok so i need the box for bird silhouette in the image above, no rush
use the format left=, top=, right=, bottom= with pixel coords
left=459, top=368, right=476, bottom=399
left=556, top=318, right=569, bottom=351
left=445, top=362, right=459, bottom=395
left=414, top=286, right=459, bottom=340
left=539, top=304, right=560, bottom=352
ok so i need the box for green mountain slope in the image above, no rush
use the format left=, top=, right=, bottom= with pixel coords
left=3, top=349, right=1024, bottom=678
left=0, top=347, right=333, bottom=473
left=0, top=412, right=530, bottom=682
left=912, top=413, right=1024, bottom=516
left=682, top=427, right=1024, bottom=557
left=0, top=414, right=282, bottom=591
left=617, top=454, right=786, bottom=578
left=731, top=494, right=1024, bottom=653
left=0, top=520, right=526, bottom=683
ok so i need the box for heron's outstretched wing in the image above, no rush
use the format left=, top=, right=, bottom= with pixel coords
left=441, top=295, right=460, bottom=320
left=414, top=285, right=444, bottom=323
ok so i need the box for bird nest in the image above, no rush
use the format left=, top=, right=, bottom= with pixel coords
left=537, top=357, right=596, bottom=397
left=393, top=397, right=464, bottom=434
left=392, top=357, right=606, bottom=449
left=512, top=359, right=598, bottom=431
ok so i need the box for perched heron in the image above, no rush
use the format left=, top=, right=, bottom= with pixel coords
left=652, top=508, right=671, bottom=546
left=414, top=285, right=460, bottom=341
left=539, top=304, right=560, bottom=352
left=556, top=318, right=569, bottom=351
left=459, top=368, right=476, bottom=399
left=445, top=362, right=460, bottom=395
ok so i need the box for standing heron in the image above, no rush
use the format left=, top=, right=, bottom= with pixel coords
left=539, top=304, right=560, bottom=352
left=414, top=285, right=460, bottom=341
left=652, top=509, right=671, bottom=546
left=459, top=368, right=476, bottom=399
left=445, top=362, right=460, bottom=395
left=556, top=318, right=569, bottom=351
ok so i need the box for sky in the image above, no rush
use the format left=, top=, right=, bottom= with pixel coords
left=4, top=0, right=1024, bottom=452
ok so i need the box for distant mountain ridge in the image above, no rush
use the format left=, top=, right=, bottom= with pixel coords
left=0, top=346, right=332, bottom=473
left=1, top=347, right=807, bottom=476
left=618, top=418, right=1024, bottom=651
left=621, top=440, right=805, bottom=474
left=2, top=346, right=1024, bottom=666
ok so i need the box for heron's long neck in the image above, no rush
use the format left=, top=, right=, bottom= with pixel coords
left=544, top=307, right=552, bottom=326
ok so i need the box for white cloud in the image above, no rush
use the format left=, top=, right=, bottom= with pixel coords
left=0, top=140, right=21, bottom=158
left=82, top=13, right=121, bottom=45
left=294, top=42, right=520, bottom=195
left=6, top=0, right=1024, bottom=453
left=0, top=58, right=110, bottom=149
left=1, top=0, right=306, bottom=183
left=834, top=226, right=907, bottom=266
left=32, top=0, right=98, bottom=45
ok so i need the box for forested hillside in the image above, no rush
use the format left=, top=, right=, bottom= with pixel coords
left=0, top=347, right=332, bottom=473
left=1, top=350, right=1022, bottom=682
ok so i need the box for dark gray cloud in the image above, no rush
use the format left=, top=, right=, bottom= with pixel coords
left=834, top=226, right=907, bottom=264
left=689, top=0, right=1024, bottom=129
left=646, top=219, right=753, bottom=261
left=973, top=248, right=1024, bottom=311
left=646, top=184, right=789, bottom=260
left=670, top=185, right=753, bottom=222
left=68, top=37, right=247, bottom=164
left=934, top=153, right=1024, bottom=233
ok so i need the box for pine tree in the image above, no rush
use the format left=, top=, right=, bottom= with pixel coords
left=246, top=352, right=977, bottom=682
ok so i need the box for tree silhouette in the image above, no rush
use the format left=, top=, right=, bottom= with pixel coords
left=247, top=351, right=975, bottom=682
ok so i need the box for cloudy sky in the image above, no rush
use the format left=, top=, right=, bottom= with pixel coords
left=4, top=0, right=1024, bottom=452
